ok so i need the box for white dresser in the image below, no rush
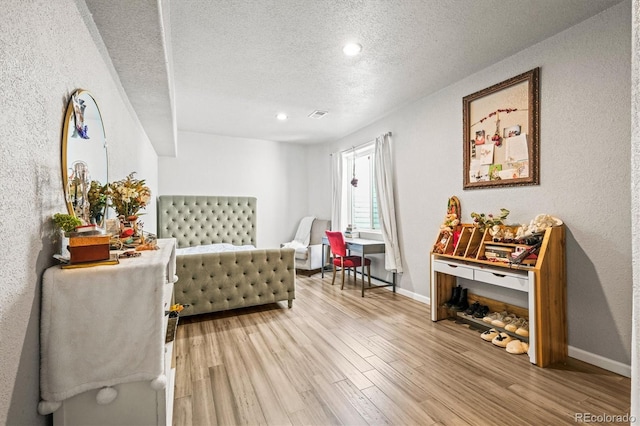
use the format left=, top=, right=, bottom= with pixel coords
left=40, top=239, right=177, bottom=425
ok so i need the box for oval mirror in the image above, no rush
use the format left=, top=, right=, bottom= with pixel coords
left=62, top=90, right=108, bottom=225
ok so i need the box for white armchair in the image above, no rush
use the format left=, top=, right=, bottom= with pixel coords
left=283, top=218, right=331, bottom=272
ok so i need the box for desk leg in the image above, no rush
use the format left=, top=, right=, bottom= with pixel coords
left=361, top=253, right=366, bottom=297
left=393, top=271, right=396, bottom=293
left=321, top=243, right=325, bottom=278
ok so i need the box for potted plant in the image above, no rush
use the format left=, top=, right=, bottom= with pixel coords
left=53, top=213, right=82, bottom=234
left=52, top=213, right=82, bottom=257
left=470, top=208, right=510, bottom=232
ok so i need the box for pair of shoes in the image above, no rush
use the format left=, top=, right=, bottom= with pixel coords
left=481, top=328, right=499, bottom=341
left=492, top=312, right=516, bottom=328
left=482, top=310, right=505, bottom=324
left=443, top=285, right=461, bottom=308
left=443, top=285, right=469, bottom=311
left=472, top=305, right=490, bottom=319
left=452, top=288, right=469, bottom=311
left=464, top=301, right=480, bottom=316
left=505, top=317, right=526, bottom=333
left=506, top=339, right=529, bottom=355
left=492, top=332, right=512, bottom=347
left=515, top=320, right=529, bottom=337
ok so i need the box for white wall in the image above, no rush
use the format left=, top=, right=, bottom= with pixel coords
left=630, top=0, right=639, bottom=416
left=0, top=1, right=158, bottom=424
left=158, top=131, right=308, bottom=248
left=308, top=1, right=632, bottom=369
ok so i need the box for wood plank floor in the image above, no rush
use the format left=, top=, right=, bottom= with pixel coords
left=172, top=273, right=631, bottom=426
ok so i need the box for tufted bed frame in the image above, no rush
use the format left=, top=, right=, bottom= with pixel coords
left=157, top=195, right=295, bottom=316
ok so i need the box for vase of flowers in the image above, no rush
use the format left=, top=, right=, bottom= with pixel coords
left=87, top=180, right=108, bottom=225
left=108, top=172, right=151, bottom=233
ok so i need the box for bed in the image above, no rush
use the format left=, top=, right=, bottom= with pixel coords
left=157, top=195, right=295, bottom=316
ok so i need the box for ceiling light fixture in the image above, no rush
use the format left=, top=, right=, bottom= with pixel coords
left=343, top=43, right=362, bottom=56
left=276, top=113, right=288, bottom=121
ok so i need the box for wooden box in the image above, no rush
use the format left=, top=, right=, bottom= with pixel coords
left=68, top=235, right=110, bottom=264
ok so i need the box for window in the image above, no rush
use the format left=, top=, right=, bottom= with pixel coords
left=343, top=143, right=379, bottom=232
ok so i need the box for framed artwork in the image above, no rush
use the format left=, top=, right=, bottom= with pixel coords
left=463, top=67, right=539, bottom=189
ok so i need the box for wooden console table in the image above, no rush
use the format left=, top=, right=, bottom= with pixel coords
left=430, top=225, right=566, bottom=367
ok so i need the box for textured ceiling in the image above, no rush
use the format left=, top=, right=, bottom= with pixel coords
left=87, top=0, right=623, bottom=152
left=85, top=0, right=177, bottom=156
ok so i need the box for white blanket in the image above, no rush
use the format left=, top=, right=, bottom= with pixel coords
left=39, top=239, right=176, bottom=412
left=282, top=216, right=315, bottom=249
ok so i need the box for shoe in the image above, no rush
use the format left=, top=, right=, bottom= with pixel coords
left=505, top=317, right=526, bottom=333
left=473, top=305, right=490, bottom=319
left=464, top=301, right=480, bottom=316
left=492, top=332, right=512, bottom=348
left=516, top=321, right=529, bottom=337
left=452, top=288, right=469, bottom=311
left=492, top=313, right=516, bottom=328
left=443, top=285, right=461, bottom=308
left=483, top=310, right=505, bottom=324
left=506, top=339, right=529, bottom=355
left=481, top=328, right=499, bottom=341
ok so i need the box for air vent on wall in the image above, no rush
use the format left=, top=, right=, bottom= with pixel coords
left=308, top=110, right=328, bottom=119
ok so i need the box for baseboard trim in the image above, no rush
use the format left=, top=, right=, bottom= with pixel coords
left=378, top=284, right=630, bottom=378
left=379, top=283, right=430, bottom=305
left=568, top=346, right=631, bottom=377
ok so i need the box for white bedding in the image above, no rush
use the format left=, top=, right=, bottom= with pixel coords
left=176, top=243, right=256, bottom=255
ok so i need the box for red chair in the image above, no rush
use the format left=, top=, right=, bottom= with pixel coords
left=325, top=231, right=371, bottom=291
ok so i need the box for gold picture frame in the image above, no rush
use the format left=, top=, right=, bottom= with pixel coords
left=463, top=68, right=539, bottom=189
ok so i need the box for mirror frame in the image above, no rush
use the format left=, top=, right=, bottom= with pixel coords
left=61, top=89, right=109, bottom=222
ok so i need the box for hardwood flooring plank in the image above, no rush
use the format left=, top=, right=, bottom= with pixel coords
left=209, top=365, right=240, bottom=426
left=505, top=382, right=588, bottom=424
left=271, top=350, right=315, bottom=394
left=363, top=369, right=439, bottom=424
left=364, top=355, right=431, bottom=402
left=287, top=390, right=341, bottom=426
left=190, top=379, right=217, bottom=426
left=334, top=379, right=393, bottom=425
left=420, top=398, right=472, bottom=426
left=248, top=331, right=306, bottom=413
left=311, top=374, right=369, bottom=425
left=171, top=396, right=192, bottom=426
left=331, top=327, right=376, bottom=359
left=213, top=321, right=268, bottom=426
left=361, top=383, right=437, bottom=425
left=294, top=316, right=374, bottom=389
left=234, top=335, right=292, bottom=425
left=303, top=315, right=374, bottom=373
left=361, top=334, right=423, bottom=368
left=173, top=348, right=192, bottom=399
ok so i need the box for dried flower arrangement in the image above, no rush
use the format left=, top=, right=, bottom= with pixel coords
left=87, top=180, right=108, bottom=224
left=108, top=172, right=151, bottom=220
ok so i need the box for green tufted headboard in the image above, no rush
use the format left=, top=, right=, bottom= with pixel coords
left=157, top=196, right=257, bottom=248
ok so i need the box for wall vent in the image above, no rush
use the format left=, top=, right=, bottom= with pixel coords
left=308, top=110, right=328, bottom=119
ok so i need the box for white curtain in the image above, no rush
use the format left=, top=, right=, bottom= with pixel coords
left=330, top=152, right=343, bottom=231
left=374, top=133, right=403, bottom=273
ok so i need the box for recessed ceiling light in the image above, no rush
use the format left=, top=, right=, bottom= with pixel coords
left=276, top=113, right=288, bottom=120
left=343, top=43, right=362, bottom=56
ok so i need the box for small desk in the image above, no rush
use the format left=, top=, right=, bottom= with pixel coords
left=321, top=236, right=396, bottom=296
